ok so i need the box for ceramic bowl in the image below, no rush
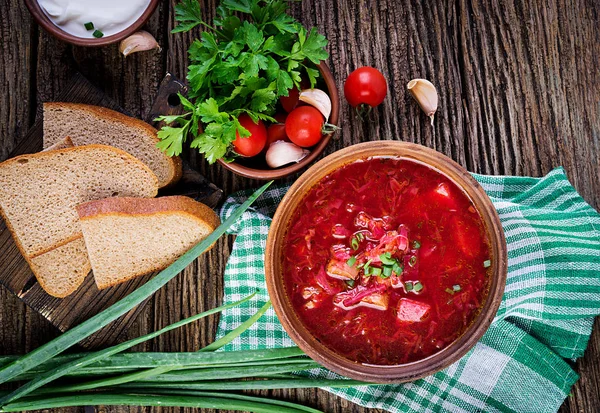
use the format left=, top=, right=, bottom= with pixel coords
left=218, top=62, right=339, bottom=180
left=265, top=141, right=508, bottom=383
left=24, top=0, right=160, bottom=46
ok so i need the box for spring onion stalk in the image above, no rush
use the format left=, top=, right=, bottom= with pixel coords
left=0, top=393, right=317, bottom=413
left=131, top=390, right=324, bottom=413
left=0, top=181, right=272, bottom=387
left=33, top=301, right=275, bottom=394
left=0, top=293, right=258, bottom=405
left=119, top=377, right=371, bottom=391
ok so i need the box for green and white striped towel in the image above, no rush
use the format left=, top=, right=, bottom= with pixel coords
left=216, top=167, right=600, bottom=413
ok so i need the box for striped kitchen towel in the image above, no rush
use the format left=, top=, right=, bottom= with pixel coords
left=216, top=167, right=600, bottom=413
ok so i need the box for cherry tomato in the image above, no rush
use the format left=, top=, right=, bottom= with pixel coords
left=280, top=87, right=300, bottom=113
left=285, top=106, right=324, bottom=148
left=266, top=124, right=289, bottom=146
left=344, top=67, right=387, bottom=107
left=232, top=114, right=267, bottom=157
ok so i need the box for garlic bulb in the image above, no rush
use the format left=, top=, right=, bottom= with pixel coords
left=407, top=79, right=438, bottom=125
left=119, top=31, right=161, bottom=57
left=299, top=88, right=332, bottom=121
left=266, top=141, right=310, bottom=168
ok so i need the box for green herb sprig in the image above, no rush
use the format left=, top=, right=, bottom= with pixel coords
left=156, top=0, right=329, bottom=164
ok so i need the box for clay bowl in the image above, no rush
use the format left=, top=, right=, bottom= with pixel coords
left=24, top=0, right=159, bottom=46
left=218, top=62, right=339, bottom=180
left=265, top=141, right=508, bottom=383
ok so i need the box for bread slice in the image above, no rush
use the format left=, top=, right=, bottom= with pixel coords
left=77, top=196, right=220, bottom=289
left=0, top=145, right=159, bottom=297
left=43, top=102, right=182, bottom=188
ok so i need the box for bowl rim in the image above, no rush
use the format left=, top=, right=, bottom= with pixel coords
left=24, top=0, right=160, bottom=46
left=217, top=61, right=340, bottom=180
left=265, top=141, right=508, bottom=383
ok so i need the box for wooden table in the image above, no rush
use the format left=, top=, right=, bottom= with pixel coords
left=1, top=1, right=599, bottom=412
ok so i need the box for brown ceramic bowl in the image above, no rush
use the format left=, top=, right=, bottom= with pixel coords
left=265, top=141, right=508, bottom=383
left=24, top=0, right=159, bottom=46
left=218, top=62, right=339, bottom=180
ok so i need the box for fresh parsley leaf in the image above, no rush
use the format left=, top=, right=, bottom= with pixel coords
left=157, top=125, right=188, bottom=157
left=154, top=113, right=192, bottom=125
left=302, top=27, right=329, bottom=63
left=276, top=71, right=293, bottom=96
left=172, top=0, right=203, bottom=33
left=242, top=21, right=264, bottom=52
left=222, top=0, right=253, bottom=14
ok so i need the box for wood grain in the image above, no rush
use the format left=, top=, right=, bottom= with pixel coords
left=1, top=0, right=599, bottom=412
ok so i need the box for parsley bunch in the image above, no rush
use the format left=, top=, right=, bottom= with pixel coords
left=156, top=0, right=329, bottom=164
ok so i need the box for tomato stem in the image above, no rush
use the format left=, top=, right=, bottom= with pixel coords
left=355, top=104, right=373, bottom=120
left=321, top=122, right=339, bottom=135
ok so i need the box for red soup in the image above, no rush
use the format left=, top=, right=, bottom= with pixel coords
left=282, top=157, right=491, bottom=365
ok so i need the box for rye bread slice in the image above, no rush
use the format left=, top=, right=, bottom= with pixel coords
left=77, top=196, right=220, bottom=290
left=43, top=102, right=182, bottom=188
left=0, top=145, right=159, bottom=297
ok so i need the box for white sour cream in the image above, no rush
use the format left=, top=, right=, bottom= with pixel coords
left=38, top=0, right=151, bottom=38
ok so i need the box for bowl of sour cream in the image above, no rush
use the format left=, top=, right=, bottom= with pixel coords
left=25, top=0, right=159, bottom=46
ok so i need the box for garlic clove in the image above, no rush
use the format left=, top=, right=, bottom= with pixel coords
left=119, top=31, right=161, bottom=57
left=266, top=140, right=310, bottom=169
left=407, top=79, right=438, bottom=126
left=299, top=88, right=332, bottom=121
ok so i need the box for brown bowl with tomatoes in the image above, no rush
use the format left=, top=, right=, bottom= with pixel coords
left=218, top=62, right=339, bottom=180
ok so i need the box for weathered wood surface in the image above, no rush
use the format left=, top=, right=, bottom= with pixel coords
left=1, top=0, right=599, bottom=412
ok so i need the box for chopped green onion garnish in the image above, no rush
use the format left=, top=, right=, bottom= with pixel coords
left=363, top=259, right=372, bottom=274
left=483, top=259, right=491, bottom=268
left=445, top=288, right=455, bottom=295
left=364, top=267, right=371, bottom=276
left=412, top=240, right=421, bottom=249
left=379, top=252, right=396, bottom=265
left=409, top=256, right=417, bottom=267
left=393, top=263, right=403, bottom=275
left=351, top=237, right=359, bottom=250
left=405, top=281, right=414, bottom=291
left=356, top=232, right=365, bottom=241
left=345, top=280, right=355, bottom=288
left=382, top=266, right=393, bottom=278
left=453, top=284, right=461, bottom=291
left=371, top=267, right=382, bottom=277
left=93, top=30, right=104, bottom=38
left=346, top=257, right=357, bottom=267
left=413, top=281, right=423, bottom=292
left=84, top=22, right=94, bottom=31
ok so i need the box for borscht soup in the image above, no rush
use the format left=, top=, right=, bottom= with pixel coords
left=282, top=157, right=492, bottom=365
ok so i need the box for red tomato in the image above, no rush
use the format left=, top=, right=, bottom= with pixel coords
left=280, top=87, right=300, bottom=113
left=232, top=114, right=267, bottom=157
left=266, top=124, right=289, bottom=146
left=344, top=67, right=388, bottom=107
left=285, top=106, right=324, bottom=148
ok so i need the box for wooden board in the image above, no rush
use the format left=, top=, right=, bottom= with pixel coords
left=0, top=73, right=222, bottom=349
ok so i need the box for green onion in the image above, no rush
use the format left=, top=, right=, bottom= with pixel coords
left=0, top=393, right=321, bottom=413
left=371, top=267, right=382, bottom=277
left=356, top=232, right=364, bottom=241
left=483, top=259, right=491, bottom=268
left=379, top=252, right=396, bottom=266
left=382, top=266, right=393, bottom=278
left=93, top=29, right=104, bottom=38
left=345, top=280, right=355, bottom=288
left=0, top=295, right=260, bottom=404
left=405, top=281, right=414, bottom=291
left=363, top=259, right=372, bottom=275
left=445, top=288, right=455, bottom=295
left=409, top=256, right=417, bottom=267
left=412, top=240, right=421, bottom=249
left=413, top=281, right=424, bottom=292
left=350, top=237, right=359, bottom=250
left=84, top=22, right=94, bottom=30
left=346, top=257, right=356, bottom=267
left=0, top=182, right=272, bottom=386
left=453, top=284, right=461, bottom=292
left=393, top=263, right=403, bottom=275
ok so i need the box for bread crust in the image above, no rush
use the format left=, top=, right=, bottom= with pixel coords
left=77, top=196, right=220, bottom=229
left=44, top=102, right=183, bottom=187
